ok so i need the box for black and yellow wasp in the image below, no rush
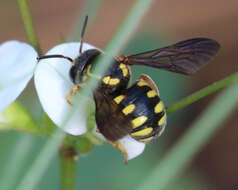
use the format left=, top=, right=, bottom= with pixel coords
left=38, top=16, right=220, bottom=159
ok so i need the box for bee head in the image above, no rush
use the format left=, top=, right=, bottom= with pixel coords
left=36, top=16, right=102, bottom=85
left=69, top=49, right=101, bottom=84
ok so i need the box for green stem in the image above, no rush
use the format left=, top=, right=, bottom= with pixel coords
left=166, top=72, right=238, bottom=114
left=60, top=143, right=77, bottom=190
left=16, top=0, right=42, bottom=55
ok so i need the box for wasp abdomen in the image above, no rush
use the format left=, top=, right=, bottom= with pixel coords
left=113, top=75, right=167, bottom=142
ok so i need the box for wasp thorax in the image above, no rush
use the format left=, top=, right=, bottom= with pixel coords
left=69, top=49, right=101, bottom=84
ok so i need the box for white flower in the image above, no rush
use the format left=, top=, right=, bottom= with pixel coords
left=0, top=41, right=37, bottom=113
left=34, top=42, right=94, bottom=135
left=0, top=40, right=145, bottom=160
left=119, top=135, right=145, bottom=160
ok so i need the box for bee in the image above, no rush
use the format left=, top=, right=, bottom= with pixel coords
left=38, top=16, right=220, bottom=160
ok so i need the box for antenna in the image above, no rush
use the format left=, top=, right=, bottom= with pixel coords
left=37, top=16, right=89, bottom=63
left=79, top=15, right=88, bottom=54
left=37, top=54, right=73, bottom=63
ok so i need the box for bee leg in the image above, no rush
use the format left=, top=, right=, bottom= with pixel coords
left=65, top=85, right=81, bottom=105
left=108, top=141, right=128, bottom=164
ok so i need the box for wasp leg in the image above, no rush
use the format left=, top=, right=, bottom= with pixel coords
left=65, top=85, right=81, bottom=105
left=108, top=141, right=128, bottom=164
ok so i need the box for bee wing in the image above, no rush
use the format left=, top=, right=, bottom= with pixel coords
left=125, top=38, right=220, bottom=75
left=94, top=91, right=132, bottom=142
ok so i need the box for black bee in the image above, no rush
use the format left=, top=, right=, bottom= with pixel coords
left=38, top=16, right=220, bottom=159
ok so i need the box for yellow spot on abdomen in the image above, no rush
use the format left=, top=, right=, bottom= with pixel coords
left=114, top=95, right=125, bottom=104
left=122, top=104, right=135, bottom=115
left=132, top=116, right=148, bottom=128
left=147, top=90, right=157, bottom=98
left=154, top=101, right=164, bottom=113
left=158, top=114, right=167, bottom=126
left=103, top=76, right=111, bottom=84
left=109, top=78, right=120, bottom=85
left=131, top=127, right=153, bottom=137
left=139, top=136, right=153, bottom=142
left=137, top=81, right=148, bottom=87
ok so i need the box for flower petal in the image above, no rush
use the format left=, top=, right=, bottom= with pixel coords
left=0, top=41, right=37, bottom=113
left=34, top=42, right=96, bottom=135
left=119, top=135, right=145, bottom=160
left=92, top=125, right=145, bottom=160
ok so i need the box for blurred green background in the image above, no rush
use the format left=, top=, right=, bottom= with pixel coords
left=0, top=0, right=238, bottom=190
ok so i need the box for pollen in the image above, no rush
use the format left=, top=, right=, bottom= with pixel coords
left=122, top=104, right=135, bottom=115
left=147, top=90, right=157, bottom=98
left=114, top=95, right=125, bottom=104
left=158, top=114, right=167, bottom=126
left=154, top=101, right=164, bottom=113
left=132, top=116, right=148, bottom=128
left=103, top=76, right=111, bottom=84
left=137, top=81, right=148, bottom=87
left=131, top=127, right=153, bottom=137
left=109, top=78, right=120, bottom=85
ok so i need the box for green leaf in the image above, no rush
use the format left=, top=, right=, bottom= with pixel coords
left=1, top=102, right=39, bottom=134
left=0, top=102, right=57, bottom=137
left=40, top=112, right=57, bottom=136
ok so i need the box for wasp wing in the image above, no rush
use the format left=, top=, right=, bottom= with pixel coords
left=94, top=91, right=133, bottom=142
left=125, top=38, right=220, bottom=75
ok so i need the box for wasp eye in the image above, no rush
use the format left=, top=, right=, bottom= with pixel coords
left=69, top=66, right=80, bottom=84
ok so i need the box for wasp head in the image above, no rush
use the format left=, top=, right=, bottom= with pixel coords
left=69, top=49, right=101, bottom=84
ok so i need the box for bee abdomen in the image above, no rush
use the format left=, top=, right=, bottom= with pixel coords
left=113, top=75, right=167, bottom=142
left=130, top=110, right=167, bottom=142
